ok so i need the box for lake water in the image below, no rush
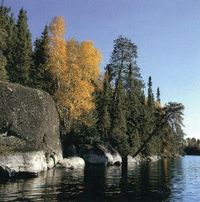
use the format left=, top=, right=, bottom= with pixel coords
left=0, top=155, right=200, bottom=201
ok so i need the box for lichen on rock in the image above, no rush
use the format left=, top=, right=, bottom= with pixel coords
left=0, top=82, right=63, bottom=177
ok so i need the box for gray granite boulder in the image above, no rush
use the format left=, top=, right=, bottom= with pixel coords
left=0, top=151, right=47, bottom=178
left=57, top=157, right=85, bottom=169
left=0, top=82, right=63, bottom=178
left=80, top=144, right=122, bottom=166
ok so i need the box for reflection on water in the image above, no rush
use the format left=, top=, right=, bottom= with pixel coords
left=0, top=156, right=200, bottom=201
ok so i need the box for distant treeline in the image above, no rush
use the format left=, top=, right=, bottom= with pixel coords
left=0, top=6, right=185, bottom=158
left=184, top=138, right=200, bottom=155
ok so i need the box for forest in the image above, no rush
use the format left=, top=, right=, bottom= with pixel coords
left=184, top=138, right=200, bottom=155
left=0, top=6, right=185, bottom=159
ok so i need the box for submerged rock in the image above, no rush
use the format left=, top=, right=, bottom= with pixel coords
left=57, top=157, right=85, bottom=169
left=80, top=144, right=122, bottom=166
left=0, top=82, right=63, bottom=178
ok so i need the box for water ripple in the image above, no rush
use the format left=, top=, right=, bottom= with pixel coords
left=0, top=156, right=200, bottom=201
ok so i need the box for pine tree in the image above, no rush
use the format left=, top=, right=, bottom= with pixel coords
left=0, top=52, right=7, bottom=80
left=156, top=87, right=161, bottom=103
left=0, top=7, right=9, bottom=52
left=5, top=17, right=17, bottom=82
left=0, top=11, right=7, bottom=80
left=30, top=25, right=52, bottom=91
left=144, top=76, right=157, bottom=155
left=97, top=65, right=112, bottom=142
left=133, top=102, right=185, bottom=157
left=111, top=78, right=129, bottom=157
left=108, top=36, right=144, bottom=157
left=125, top=64, right=142, bottom=154
left=109, top=36, right=138, bottom=102
left=147, top=76, right=154, bottom=107
left=13, top=8, right=32, bottom=85
left=0, top=6, right=15, bottom=81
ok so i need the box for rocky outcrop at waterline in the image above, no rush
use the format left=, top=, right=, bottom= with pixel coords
left=80, top=144, right=122, bottom=166
left=0, top=151, right=48, bottom=178
left=0, top=82, right=62, bottom=178
left=57, top=157, right=85, bottom=169
left=0, top=81, right=163, bottom=179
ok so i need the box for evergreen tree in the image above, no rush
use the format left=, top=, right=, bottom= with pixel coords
left=0, top=52, right=7, bottom=80
left=125, top=64, right=144, bottom=155
left=12, top=8, right=32, bottom=85
left=159, top=102, right=185, bottom=156
left=156, top=87, right=161, bottom=103
left=0, top=7, right=9, bottom=53
left=0, top=13, right=7, bottom=80
left=108, top=36, right=145, bottom=157
left=147, top=76, right=154, bottom=107
left=109, top=36, right=137, bottom=101
left=133, top=102, right=185, bottom=157
left=140, top=90, right=145, bottom=105
left=0, top=6, right=16, bottom=81
left=5, top=17, right=17, bottom=82
left=144, top=76, right=157, bottom=155
left=97, top=65, right=112, bottom=142
left=30, top=25, right=52, bottom=91
left=111, top=78, right=129, bottom=156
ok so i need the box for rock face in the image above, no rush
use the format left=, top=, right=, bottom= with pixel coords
left=80, top=144, right=122, bottom=166
left=0, top=151, right=47, bottom=178
left=57, top=157, right=85, bottom=169
left=0, top=82, right=62, bottom=177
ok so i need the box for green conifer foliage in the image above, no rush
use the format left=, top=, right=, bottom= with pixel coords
left=0, top=53, right=7, bottom=80
left=0, top=6, right=186, bottom=157
left=111, top=78, right=129, bottom=156
left=13, top=8, right=32, bottom=85
left=125, top=64, right=144, bottom=155
left=0, top=23, right=7, bottom=80
left=108, top=36, right=140, bottom=156
left=156, top=87, right=161, bottom=103
left=108, top=36, right=147, bottom=157
left=97, top=65, right=112, bottom=142
left=110, top=36, right=137, bottom=101
left=30, top=26, right=53, bottom=91
left=147, top=76, right=154, bottom=107
left=0, top=6, right=15, bottom=81
left=144, top=76, right=157, bottom=155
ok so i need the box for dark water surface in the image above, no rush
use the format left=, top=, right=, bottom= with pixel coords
left=0, top=155, right=200, bottom=201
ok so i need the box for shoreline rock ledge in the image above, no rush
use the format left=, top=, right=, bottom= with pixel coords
left=80, top=144, right=122, bottom=166
left=57, top=157, right=85, bottom=169
left=0, top=82, right=63, bottom=178
left=0, top=151, right=47, bottom=178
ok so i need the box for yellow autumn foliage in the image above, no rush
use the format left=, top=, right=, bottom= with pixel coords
left=48, top=16, right=67, bottom=82
left=63, top=39, right=102, bottom=120
left=47, top=16, right=102, bottom=128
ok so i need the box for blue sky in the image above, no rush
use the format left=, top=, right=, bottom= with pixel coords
left=4, top=0, right=200, bottom=138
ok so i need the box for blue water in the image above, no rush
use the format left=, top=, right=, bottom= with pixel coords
left=0, top=156, right=200, bottom=201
